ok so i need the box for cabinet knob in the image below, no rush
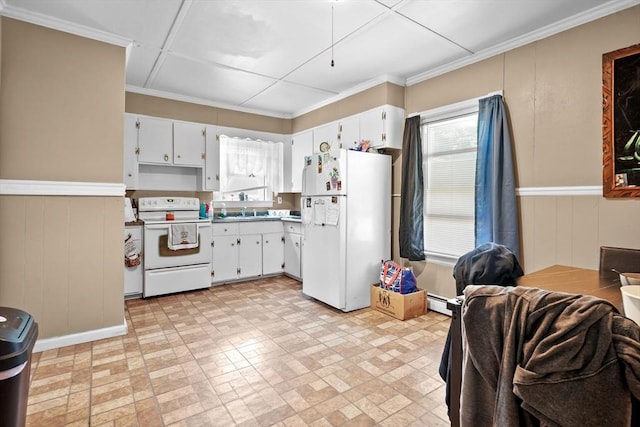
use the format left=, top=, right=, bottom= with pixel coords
left=128, top=173, right=132, bottom=177
left=207, top=177, right=211, bottom=180
left=164, top=154, right=169, bottom=161
left=201, top=153, right=206, bottom=159
left=177, top=154, right=181, bottom=158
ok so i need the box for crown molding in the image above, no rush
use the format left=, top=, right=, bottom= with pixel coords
left=0, top=2, right=131, bottom=47
left=125, top=85, right=293, bottom=119
left=406, top=0, right=640, bottom=86
left=292, top=74, right=406, bottom=117
left=0, top=180, right=125, bottom=196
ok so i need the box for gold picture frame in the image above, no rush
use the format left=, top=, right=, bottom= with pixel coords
left=602, top=43, right=640, bottom=198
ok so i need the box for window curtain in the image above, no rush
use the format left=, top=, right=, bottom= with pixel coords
left=475, top=95, right=520, bottom=260
left=220, top=136, right=283, bottom=197
left=399, top=115, right=425, bottom=261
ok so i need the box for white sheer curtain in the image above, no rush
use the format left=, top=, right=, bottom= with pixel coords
left=219, top=135, right=283, bottom=201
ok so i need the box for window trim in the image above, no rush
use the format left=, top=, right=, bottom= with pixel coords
left=418, top=96, right=488, bottom=266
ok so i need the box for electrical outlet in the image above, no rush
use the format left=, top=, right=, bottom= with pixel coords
left=277, top=196, right=282, bottom=204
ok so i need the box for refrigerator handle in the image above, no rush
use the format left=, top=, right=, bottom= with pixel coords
left=302, top=161, right=307, bottom=195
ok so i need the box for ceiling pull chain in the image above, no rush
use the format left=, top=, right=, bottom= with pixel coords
left=331, top=2, right=335, bottom=67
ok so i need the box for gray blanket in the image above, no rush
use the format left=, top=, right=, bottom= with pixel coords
left=461, top=285, right=640, bottom=427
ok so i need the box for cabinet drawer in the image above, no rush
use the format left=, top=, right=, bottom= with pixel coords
left=212, top=223, right=239, bottom=236
left=238, top=220, right=283, bottom=235
left=283, top=221, right=302, bottom=234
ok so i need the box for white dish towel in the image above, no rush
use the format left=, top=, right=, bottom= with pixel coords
left=168, top=224, right=199, bottom=250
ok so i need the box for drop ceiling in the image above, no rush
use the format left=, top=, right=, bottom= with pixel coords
left=1, top=0, right=638, bottom=118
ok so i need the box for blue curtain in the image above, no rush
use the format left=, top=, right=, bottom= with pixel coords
left=475, top=95, right=520, bottom=260
left=399, top=116, right=425, bottom=261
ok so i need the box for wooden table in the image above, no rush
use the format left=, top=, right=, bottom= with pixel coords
left=517, top=265, right=623, bottom=311
left=446, top=265, right=623, bottom=427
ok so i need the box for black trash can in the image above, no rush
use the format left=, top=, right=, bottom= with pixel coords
left=0, top=307, right=38, bottom=427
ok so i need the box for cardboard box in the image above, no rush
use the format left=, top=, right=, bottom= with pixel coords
left=370, top=284, right=427, bottom=320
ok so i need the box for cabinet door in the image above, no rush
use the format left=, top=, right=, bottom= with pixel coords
left=173, top=121, right=206, bottom=167
left=263, top=232, right=284, bottom=275
left=313, top=122, right=339, bottom=153
left=137, top=116, right=173, bottom=164
left=212, top=235, right=239, bottom=283
left=123, top=114, right=139, bottom=189
left=238, top=234, right=262, bottom=279
left=124, top=226, right=143, bottom=296
left=338, top=115, right=360, bottom=150
left=360, top=105, right=405, bottom=149
left=284, top=233, right=301, bottom=280
left=359, top=107, right=385, bottom=148
left=204, top=126, right=220, bottom=191
left=290, top=130, right=313, bottom=192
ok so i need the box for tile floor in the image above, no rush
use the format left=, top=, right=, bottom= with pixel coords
left=26, top=276, right=452, bottom=426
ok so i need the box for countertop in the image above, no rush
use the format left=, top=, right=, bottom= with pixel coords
left=211, top=215, right=301, bottom=223
left=126, top=216, right=302, bottom=225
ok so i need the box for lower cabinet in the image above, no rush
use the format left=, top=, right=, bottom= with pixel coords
left=263, top=232, right=284, bottom=275
left=238, top=233, right=263, bottom=279
left=211, top=233, right=240, bottom=283
left=211, top=220, right=284, bottom=284
left=283, top=220, right=303, bottom=280
left=124, top=225, right=143, bottom=297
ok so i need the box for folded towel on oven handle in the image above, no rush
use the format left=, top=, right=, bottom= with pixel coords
left=168, top=224, right=199, bottom=250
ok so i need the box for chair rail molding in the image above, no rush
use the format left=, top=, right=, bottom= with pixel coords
left=516, top=186, right=602, bottom=197
left=0, top=179, right=125, bottom=197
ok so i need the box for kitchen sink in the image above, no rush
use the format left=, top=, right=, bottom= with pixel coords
left=212, top=215, right=283, bottom=222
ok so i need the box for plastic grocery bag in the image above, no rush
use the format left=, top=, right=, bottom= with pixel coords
left=380, top=260, right=418, bottom=294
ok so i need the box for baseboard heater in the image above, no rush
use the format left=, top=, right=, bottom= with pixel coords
left=428, top=293, right=453, bottom=316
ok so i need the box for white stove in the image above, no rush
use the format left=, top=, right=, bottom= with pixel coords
left=138, top=197, right=212, bottom=297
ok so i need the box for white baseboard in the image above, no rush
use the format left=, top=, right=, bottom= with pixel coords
left=33, top=319, right=128, bottom=353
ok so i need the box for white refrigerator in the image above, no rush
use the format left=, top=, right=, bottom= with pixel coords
left=301, top=149, right=391, bottom=312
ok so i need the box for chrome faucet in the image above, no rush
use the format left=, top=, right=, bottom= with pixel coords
left=241, top=207, right=246, bottom=217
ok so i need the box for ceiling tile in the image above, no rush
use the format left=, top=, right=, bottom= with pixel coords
left=169, top=0, right=384, bottom=77
left=397, top=0, right=609, bottom=52
left=285, top=12, right=468, bottom=92
left=150, top=53, right=278, bottom=107
left=6, top=0, right=182, bottom=47
left=126, top=45, right=161, bottom=87
left=242, top=81, right=338, bottom=115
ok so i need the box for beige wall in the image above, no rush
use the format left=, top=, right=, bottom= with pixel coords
left=0, top=18, right=126, bottom=339
left=293, top=82, right=405, bottom=133
left=403, top=6, right=640, bottom=299
left=126, top=92, right=292, bottom=135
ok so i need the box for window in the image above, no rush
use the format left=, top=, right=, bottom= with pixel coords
left=218, top=135, right=283, bottom=202
left=422, top=102, right=478, bottom=263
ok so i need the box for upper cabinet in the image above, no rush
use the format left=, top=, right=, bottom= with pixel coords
left=313, top=122, right=340, bottom=153
left=123, top=113, right=213, bottom=191
left=204, top=126, right=220, bottom=191
left=359, top=105, right=405, bottom=150
left=123, top=114, right=139, bottom=189
left=289, top=130, right=313, bottom=193
left=136, top=116, right=173, bottom=164
left=173, top=122, right=206, bottom=167
left=338, top=116, right=360, bottom=150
